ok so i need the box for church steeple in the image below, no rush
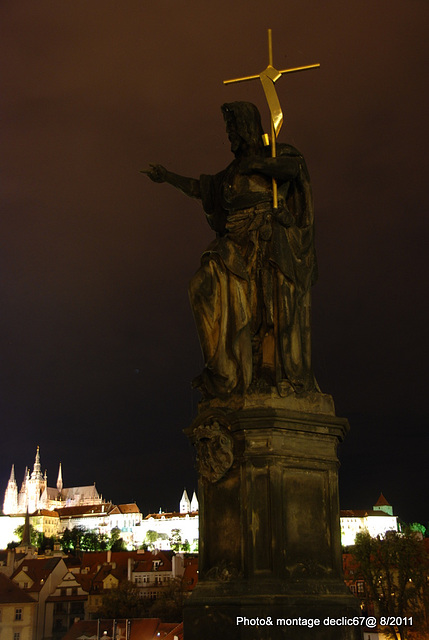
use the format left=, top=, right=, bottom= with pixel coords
left=31, top=446, right=43, bottom=480
left=180, top=489, right=191, bottom=514
left=17, top=508, right=36, bottom=556
left=22, top=508, right=32, bottom=547
left=190, top=491, right=199, bottom=512
left=57, top=463, right=63, bottom=493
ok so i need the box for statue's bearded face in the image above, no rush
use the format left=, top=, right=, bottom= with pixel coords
left=224, top=114, right=243, bottom=155
left=222, top=102, right=264, bottom=156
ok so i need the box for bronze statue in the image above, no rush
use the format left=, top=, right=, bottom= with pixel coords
left=144, top=101, right=318, bottom=399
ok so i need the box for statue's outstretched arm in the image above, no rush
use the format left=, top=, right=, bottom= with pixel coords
left=142, top=164, right=201, bottom=200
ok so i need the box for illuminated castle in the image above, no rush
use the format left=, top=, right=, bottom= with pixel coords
left=3, top=446, right=103, bottom=515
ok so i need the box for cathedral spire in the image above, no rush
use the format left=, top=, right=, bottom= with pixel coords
left=57, top=463, right=63, bottom=493
left=31, top=446, right=43, bottom=480
left=21, top=467, right=29, bottom=491
left=3, top=465, right=18, bottom=515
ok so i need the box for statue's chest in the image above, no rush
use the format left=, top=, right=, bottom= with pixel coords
left=223, top=168, right=271, bottom=207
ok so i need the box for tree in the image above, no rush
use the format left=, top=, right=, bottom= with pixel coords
left=80, top=529, right=108, bottom=551
left=60, top=526, right=112, bottom=552
left=98, top=581, right=150, bottom=618
left=352, top=530, right=429, bottom=640
left=409, top=523, right=427, bottom=537
left=169, top=529, right=190, bottom=552
left=36, top=532, right=57, bottom=553
left=148, top=577, right=186, bottom=622
left=169, top=529, right=183, bottom=552
left=109, top=527, right=127, bottom=551
left=14, top=523, right=38, bottom=546
left=145, top=529, right=159, bottom=550
left=11, top=524, right=57, bottom=553
left=60, top=526, right=85, bottom=552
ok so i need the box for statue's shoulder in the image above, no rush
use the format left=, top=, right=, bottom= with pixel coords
left=276, top=143, right=303, bottom=158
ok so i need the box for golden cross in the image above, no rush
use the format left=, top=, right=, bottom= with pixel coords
left=223, top=29, right=319, bottom=208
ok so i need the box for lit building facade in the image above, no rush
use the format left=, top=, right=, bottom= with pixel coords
left=340, top=494, right=398, bottom=546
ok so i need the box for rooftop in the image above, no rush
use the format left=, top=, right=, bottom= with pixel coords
left=62, top=618, right=182, bottom=640
left=11, top=556, right=63, bottom=592
left=0, top=573, right=36, bottom=603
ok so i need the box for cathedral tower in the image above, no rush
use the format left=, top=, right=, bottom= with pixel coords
left=26, top=446, right=47, bottom=512
left=57, top=462, right=63, bottom=495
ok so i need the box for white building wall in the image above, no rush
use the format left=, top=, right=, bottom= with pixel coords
left=135, top=514, right=199, bottom=550
left=0, top=516, right=25, bottom=549
left=364, top=515, right=398, bottom=539
left=340, top=515, right=398, bottom=546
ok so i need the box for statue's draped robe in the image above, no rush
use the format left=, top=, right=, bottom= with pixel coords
left=189, top=144, right=318, bottom=397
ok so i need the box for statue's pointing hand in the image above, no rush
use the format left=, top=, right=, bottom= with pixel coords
left=141, top=164, right=168, bottom=183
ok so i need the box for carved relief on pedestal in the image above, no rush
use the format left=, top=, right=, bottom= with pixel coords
left=193, top=419, right=234, bottom=483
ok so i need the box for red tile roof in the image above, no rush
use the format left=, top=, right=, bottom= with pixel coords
left=117, top=504, right=141, bottom=514
left=144, top=512, right=198, bottom=520
left=0, top=573, right=36, bottom=603
left=340, top=509, right=394, bottom=518
left=35, top=509, right=59, bottom=517
left=163, top=622, right=183, bottom=640
left=133, top=551, right=173, bottom=574
left=374, top=492, right=391, bottom=507
left=11, top=557, right=63, bottom=592
left=79, top=551, right=141, bottom=578
left=64, top=556, right=82, bottom=569
left=181, top=557, right=198, bottom=591
left=62, top=618, right=182, bottom=640
left=56, top=504, right=113, bottom=518
left=73, top=572, right=93, bottom=593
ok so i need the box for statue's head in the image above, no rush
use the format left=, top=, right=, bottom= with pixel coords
left=221, top=102, right=265, bottom=156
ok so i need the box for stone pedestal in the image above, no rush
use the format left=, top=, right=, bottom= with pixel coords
left=183, top=393, right=362, bottom=639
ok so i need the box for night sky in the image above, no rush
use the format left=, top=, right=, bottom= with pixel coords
left=1, top=1, right=428, bottom=526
